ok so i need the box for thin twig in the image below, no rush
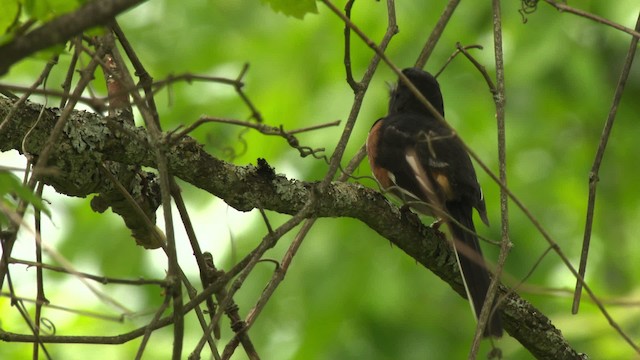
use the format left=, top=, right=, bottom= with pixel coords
left=224, top=218, right=317, bottom=354
left=154, top=73, right=242, bottom=89
left=224, top=93, right=376, bottom=357
left=544, top=0, right=640, bottom=39
left=320, top=0, right=397, bottom=190
left=83, top=32, right=186, bottom=357
left=218, top=204, right=314, bottom=360
left=455, top=43, right=496, bottom=92
left=170, top=180, right=222, bottom=359
left=473, top=148, right=640, bottom=354
left=0, top=56, right=57, bottom=135
left=104, top=25, right=185, bottom=357
left=0, top=0, right=146, bottom=74
left=169, top=117, right=339, bottom=143
left=98, top=164, right=161, bottom=246
left=211, top=9, right=399, bottom=355
left=415, top=0, right=461, bottom=69
left=434, top=44, right=484, bottom=79
left=0, top=50, right=101, bottom=291
left=0, top=83, right=104, bottom=109
left=288, top=120, right=342, bottom=134
left=59, top=38, right=81, bottom=109
left=572, top=12, right=640, bottom=314
left=343, top=0, right=359, bottom=91
left=135, top=295, right=171, bottom=360
left=0, top=69, right=246, bottom=113
left=168, top=116, right=337, bottom=160
left=8, top=258, right=167, bottom=285
left=0, top=266, right=237, bottom=345
left=33, top=183, right=51, bottom=360
left=327, top=0, right=639, bottom=352
left=471, top=0, right=510, bottom=356
left=233, top=63, right=263, bottom=123
left=0, top=292, right=126, bottom=322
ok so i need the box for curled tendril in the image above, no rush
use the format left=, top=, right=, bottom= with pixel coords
left=519, top=0, right=539, bottom=23
left=39, top=317, right=56, bottom=335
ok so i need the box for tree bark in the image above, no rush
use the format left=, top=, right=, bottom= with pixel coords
left=0, top=96, right=585, bottom=360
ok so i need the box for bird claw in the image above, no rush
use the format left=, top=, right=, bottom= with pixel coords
left=399, top=203, right=413, bottom=214
left=430, top=218, right=444, bottom=230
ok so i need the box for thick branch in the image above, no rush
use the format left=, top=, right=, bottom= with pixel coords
left=0, top=97, right=583, bottom=359
left=0, top=0, right=147, bottom=75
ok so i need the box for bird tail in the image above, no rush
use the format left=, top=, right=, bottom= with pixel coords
left=446, top=202, right=503, bottom=337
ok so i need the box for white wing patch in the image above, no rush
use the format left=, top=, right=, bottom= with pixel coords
left=405, top=148, right=435, bottom=196
left=388, top=171, right=397, bottom=185
left=404, top=148, right=448, bottom=218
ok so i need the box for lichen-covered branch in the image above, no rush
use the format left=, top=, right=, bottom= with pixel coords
left=0, top=97, right=584, bottom=359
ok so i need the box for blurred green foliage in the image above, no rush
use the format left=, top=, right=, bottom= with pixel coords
left=260, top=0, right=318, bottom=19
left=1, top=0, right=640, bottom=359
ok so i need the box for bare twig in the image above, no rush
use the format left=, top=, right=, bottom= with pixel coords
left=168, top=116, right=338, bottom=161
left=470, top=0, right=511, bottom=356
left=320, top=0, right=397, bottom=190
left=233, top=64, right=263, bottom=123
left=0, top=56, right=57, bottom=135
left=169, top=117, right=339, bottom=143
left=170, top=181, right=225, bottom=359
left=0, top=83, right=104, bottom=108
left=434, top=44, right=484, bottom=79
left=0, top=292, right=125, bottom=322
left=544, top=0, right=640, bottom=39
left=153, top=73, right=242, bottom=89
left=288, top=120, right=342, bottom=135
left=218, top=205, right=312, bottom=360
left=454, top=43, right=496, bottom=93
left=476, top=151, right=640, bottom=354
left=0, top=0, right=147, bottom=75
left=0, top=69, right=247, bottom=114
left=59, top=38, right=81, bottom=109
left=343, top=0, right=359, bottom=91
left=0, top=266, right=233, bottom=345
left=325, top=0, right=640, bottom=353
left=415, top=0, right=461, bottom=69
left=135, top=295, right=171, bottom=360
left=8, top=258, right=167, bottom=285
left=572, top=12, right=640, bottom=314
left=223, top=218, right=317, bottom=355
left=101, top=25, right=186, bottom=357
left=32, top=183, right=51, bottom=360
left=0, top=50, right=102, bottom=292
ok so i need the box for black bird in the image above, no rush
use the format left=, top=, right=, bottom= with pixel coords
left=366, top=68, right=502, bottom=337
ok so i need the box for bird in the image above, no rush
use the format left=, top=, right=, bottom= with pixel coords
left=366, top=67, right=503, bottom=337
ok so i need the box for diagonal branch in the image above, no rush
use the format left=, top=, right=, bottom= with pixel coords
left=543, top=0, right=640, bottom=39
left=0, top=0, right=147, bottom=75
left=572, top=12, right=640, bottom=313
left=0, top=96, right=585, bottom=360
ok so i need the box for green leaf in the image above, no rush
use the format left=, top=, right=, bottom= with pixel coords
left=24, top=0, right=82, bottom=22
left=0, top=0, right=21, bottom=35
left=0, top=172, right=51, bottom=219
left=260, top=0, right=318, bottom=19
left=31, top=43, right=66, bottom=61
left=84, top=25, right=106, bottom=38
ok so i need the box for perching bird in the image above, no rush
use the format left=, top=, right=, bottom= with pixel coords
left=366, top=68, right=502, bottom=337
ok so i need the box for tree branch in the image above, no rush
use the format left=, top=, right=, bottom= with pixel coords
left=0, top=0, right=147, bottom=75
left=0, top=97, right=584, bottom=359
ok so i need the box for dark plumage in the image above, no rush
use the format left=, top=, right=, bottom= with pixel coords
left=366, top=68, right=502, bottom=337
